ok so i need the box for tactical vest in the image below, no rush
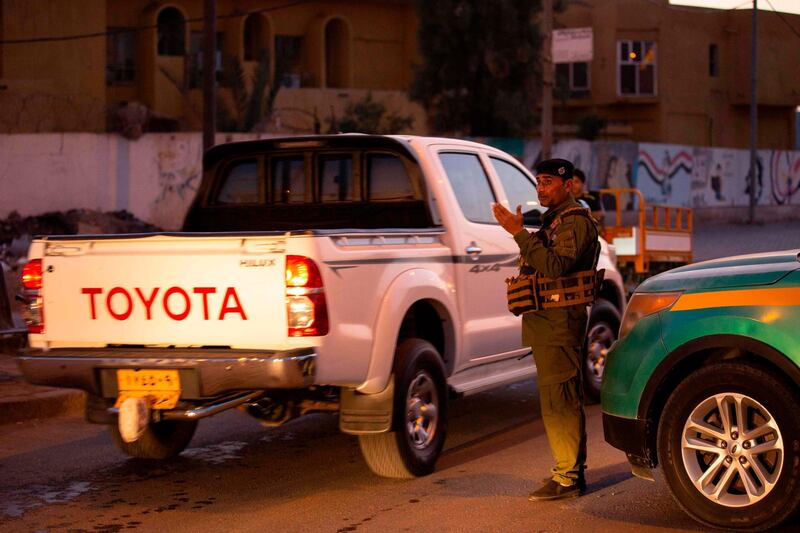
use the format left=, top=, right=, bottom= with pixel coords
left=506, top=206, right=604, bottom=316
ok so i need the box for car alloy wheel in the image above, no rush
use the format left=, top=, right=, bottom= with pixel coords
left=681, top=392, right=783, bottom=507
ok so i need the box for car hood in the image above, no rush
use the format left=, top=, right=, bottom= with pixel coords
left=638, top=249, right=800, bottom=293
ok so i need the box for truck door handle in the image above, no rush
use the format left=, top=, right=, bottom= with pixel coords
left=465, top=242, right=482, bottom=260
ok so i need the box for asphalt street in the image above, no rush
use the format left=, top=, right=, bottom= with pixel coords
left=2, top=220, right=799, bottom=532
left=4, top=376, right=798, bottom=533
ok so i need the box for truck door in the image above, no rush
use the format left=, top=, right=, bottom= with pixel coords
left=432, top=148, right=527, bottom=365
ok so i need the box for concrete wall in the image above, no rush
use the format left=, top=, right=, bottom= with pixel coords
left=0, top=132, right=269, bottom=230
left=2, top=133, right=797, bottom=233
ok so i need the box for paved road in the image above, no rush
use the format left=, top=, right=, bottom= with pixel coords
left=693, top=220, right=800, bottom=262
left=4, top=378, right=798, bottom=533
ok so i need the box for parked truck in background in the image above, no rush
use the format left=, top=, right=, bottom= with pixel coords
left=18, top=135, right=626, bottom=478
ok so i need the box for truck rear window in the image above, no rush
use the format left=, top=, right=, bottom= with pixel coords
left=216, top=159, right=260, bottom=204
left=319, top=155, right=356, bottom=202
left=271, top=156, right=306, bottom=204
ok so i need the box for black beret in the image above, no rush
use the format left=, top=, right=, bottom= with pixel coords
left=535, top=158, right=574, bottom=180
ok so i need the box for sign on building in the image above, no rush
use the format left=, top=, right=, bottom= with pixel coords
left=553, top=27, right=593, bottom=64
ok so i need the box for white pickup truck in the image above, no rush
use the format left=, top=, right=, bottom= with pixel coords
left=19, top=135, right=625, bottom=478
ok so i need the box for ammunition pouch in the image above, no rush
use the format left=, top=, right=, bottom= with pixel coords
left=506, top=269, right=605, bottom=316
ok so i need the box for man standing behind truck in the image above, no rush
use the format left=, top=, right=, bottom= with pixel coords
left=492, top=159, right=601, bottom=501
left=571, top=168, right=604, bottom=226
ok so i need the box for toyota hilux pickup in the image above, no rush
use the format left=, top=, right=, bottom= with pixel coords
left=19, top=135, right=625, bottom=478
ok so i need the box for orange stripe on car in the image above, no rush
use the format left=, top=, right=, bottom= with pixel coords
left=671, top=288, right=800, bottom=311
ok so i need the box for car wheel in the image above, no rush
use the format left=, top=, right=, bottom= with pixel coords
left=584, top=298, right=620, bottom=403
left=358, top=338, right=448, bottom=478
left=110, top=419, right=198, bottom=460
left=657, top=362, right=800, bottom=531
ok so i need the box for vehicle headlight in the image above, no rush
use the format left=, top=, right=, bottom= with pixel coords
left=619, top=292, right=682, bottom=340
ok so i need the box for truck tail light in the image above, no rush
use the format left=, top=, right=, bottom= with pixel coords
left=285, top=256, right=328, bottom=336
left=21, top=259, right=45, bottom=334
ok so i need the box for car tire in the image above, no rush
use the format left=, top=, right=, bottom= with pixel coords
left=583, top=298, right=620, bottom=403
left=109, top=419, right=198, bottom=460
left=358, top=338, right=448, bottom=478
left=657, top=362, right=800, bottom=531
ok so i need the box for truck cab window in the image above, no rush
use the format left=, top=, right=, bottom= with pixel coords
left=216, top=160, right=260, bottom=204
left=368, top=154, right=417, bottom=201
left=490, top=157, right=543, bottom=223
left=271, top=156, right=306, bottom=204
left=320, top=155, right=356, bottom=202
left=439, top=152, right=497, bottom=224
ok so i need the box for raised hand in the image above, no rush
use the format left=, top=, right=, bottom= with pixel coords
left=492, top=203, right=524, bottom=235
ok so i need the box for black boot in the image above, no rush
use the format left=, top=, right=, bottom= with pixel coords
left=528, top=479, right=583, bottom=501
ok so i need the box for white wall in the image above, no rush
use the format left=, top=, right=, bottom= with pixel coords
left=0, top=132, right=269, bottom=230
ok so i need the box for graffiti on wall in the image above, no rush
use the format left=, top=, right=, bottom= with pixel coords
left=637, top=144, right=694, bottom=206
left=156, top=140, right=201, bottom=204
left=769, top=150, right=800, bottom=205
left=591, top=142, right=638, bottom=210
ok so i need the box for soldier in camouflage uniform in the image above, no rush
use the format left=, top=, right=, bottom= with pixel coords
left=492, top=158, right=600, bottom=501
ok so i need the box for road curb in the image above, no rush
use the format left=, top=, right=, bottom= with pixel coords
left=0, top=388, right=86, bottom=425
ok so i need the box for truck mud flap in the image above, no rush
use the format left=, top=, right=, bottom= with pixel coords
left=339, top=376, right=394, bottom=435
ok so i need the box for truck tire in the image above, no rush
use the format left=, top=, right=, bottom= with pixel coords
left=358, top=338, right=448, bottom=478
left=109, top=419, right=198, bottom=460
left=657, top=362, right=800, bottom=531
left=584, top=298, right=620, bottom=403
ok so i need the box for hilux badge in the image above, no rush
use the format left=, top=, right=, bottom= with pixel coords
left=240, top=259, right=275, bottom=267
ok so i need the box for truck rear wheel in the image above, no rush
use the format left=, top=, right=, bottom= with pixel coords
left=584, top=298, right=620, bottom=403
left=657, top=362, right=800, bottom=531
left=358, top=338, right=448, bottom=478
left=110, top=419, right=198, bottom=460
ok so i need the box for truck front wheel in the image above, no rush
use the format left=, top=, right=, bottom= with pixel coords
left=584, top=298, right=620, bottom=403
left=359, top=338, right=448, bottom=478
left=109, top=419, right=198, bottom=460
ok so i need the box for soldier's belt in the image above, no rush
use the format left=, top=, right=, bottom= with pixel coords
left=506, top=269, right=605, bottom=316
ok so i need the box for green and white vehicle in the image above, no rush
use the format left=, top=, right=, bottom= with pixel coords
left=602, top=249, right=800, bottom=531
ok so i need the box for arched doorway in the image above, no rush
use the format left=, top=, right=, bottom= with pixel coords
left=157, top=7, right=185, bottom=56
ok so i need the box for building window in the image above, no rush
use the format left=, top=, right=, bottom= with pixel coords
left=555, top=61, right=590, bottom=98
left=617, top=40, right=656, bottom=96
left=709, top=43, right=718, bottom=77
left=189, top=31, right=223, bottom=89
left=275, top=35, right=304, bottom=88
left=157, top=7, right=186, bottom=56
left=107, top=28, right=135, bottom=85
left=324, top=18, right=350, bottom=88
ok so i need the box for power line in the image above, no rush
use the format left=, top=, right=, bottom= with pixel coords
left=764, top=0, right=800, bottom=40
left=0, top=0, right=310, bottom=45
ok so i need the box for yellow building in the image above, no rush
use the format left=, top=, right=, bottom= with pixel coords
left=554, top=0, right=800, bottom=149
left=0, top=0, right=424, bottom=134
left=1, top=0, right=799, bottom=149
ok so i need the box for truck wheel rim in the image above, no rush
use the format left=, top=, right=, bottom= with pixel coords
left=405, top=371, right=438, bottom=450
left=586, top=322, right=614, bottom=386
left=681, top=392, right=783, bottom=507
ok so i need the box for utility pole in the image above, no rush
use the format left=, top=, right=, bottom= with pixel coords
left=202, top=0, right=217, bottom=153
left=541, top=0, right=553, bottom=159
left=748, top=0, right=758, bottom=223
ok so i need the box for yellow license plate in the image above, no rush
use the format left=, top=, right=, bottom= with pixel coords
left=116, top=369, right=181, bottom=410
